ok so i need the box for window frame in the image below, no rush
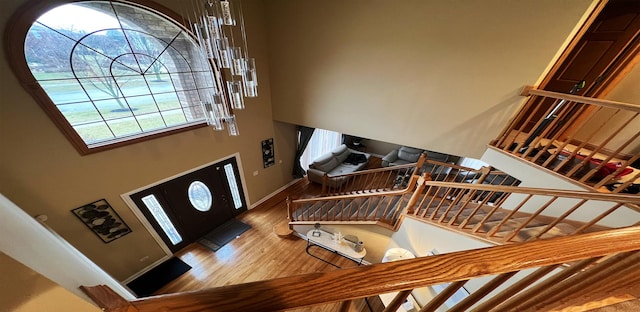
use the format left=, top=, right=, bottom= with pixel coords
left=5, top=0, right=209, bottom=155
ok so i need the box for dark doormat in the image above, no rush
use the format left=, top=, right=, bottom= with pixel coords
left=126, top=257, right=191, bottom=297
left=198, top=219, right=251, bottom=252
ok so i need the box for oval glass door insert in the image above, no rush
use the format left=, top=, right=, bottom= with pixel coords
left=188, top=181, right=213, bottom=212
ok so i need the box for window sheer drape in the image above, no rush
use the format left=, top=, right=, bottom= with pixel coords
left=299, top=129, right=342, bottom=172
left=292, top=126, right=315, bottom=178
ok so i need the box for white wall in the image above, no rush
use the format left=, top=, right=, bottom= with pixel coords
left=387, top=217, right=492, bottom=308
left=481, top=147, right=638, bottom=227
left=387, top=217, right=565, bottom=310
left=0, top=194, right=134, bottom=304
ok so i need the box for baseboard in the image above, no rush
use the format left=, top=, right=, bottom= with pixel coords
left=249, top=178, right=302, bottom=209
left=122, top=254, right=172, bottom=285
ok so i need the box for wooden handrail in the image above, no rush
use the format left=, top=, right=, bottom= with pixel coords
left=291, top=187, right=410, bottom=204
left=423, top=159, right=480, bottom=173
left=88, top=227, right=640, bottom=312
left=494, top=86, right=639, bottom=194
left=525, top=88, right=640, bottom=112
left=423, top=181, right=640, bottom=203
left=332, top=162, right=418, bottom=178
left=80, top=285, right=135, bottom=312
left=319, top=154, right=427, bottom=195
left=475, top=166, right=493, bottom=185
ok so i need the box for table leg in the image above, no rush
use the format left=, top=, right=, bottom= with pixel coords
left=306, top=243, right=342, bottom=268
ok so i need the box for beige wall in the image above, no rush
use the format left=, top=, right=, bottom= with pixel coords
left=0, top=252, right=100, bottom=312
left=363, top=139, right=402, bottom=157
left=572, top=62, right=640, bottom=155
left=606, top=62, right=640, bottom=104
left=602, top=62, right=640, bottom=154
left=266, top=0, right=596, bottom=158
left=0, top=0, right=296, bottom=281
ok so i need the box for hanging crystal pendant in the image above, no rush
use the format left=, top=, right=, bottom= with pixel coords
left=217, top=37, right=232, bottom=68
left=242, top=58, right=258, bottom=97
left=230, top=47, right=245, bottom=76
left=212, top=92, right=232, bottom=118
left=204, top=2, right=221, bottom=40
left=220, top=0, right=235, bottom=26
left=203, top=100, right=223, bottom=130
left=225, top=116, right=239, bottom=136
left=188, top=0, right=259, bottom=137
left=195, top=23, right=214, bottom=60
left=227, top=80, right=244, bottom=109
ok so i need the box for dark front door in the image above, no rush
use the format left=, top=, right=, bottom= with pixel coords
left=161, top=165, right=233, bottom=242
left=130, top=157, right=247, bottom=253
left=519, top=0, right=640, bottom=132
left=216, top=156, right=248, bottom=217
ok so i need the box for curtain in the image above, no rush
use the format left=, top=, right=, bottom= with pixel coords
left=299, top=129, right=342, bottom=173
left=292, top=126, right=315, bottom=178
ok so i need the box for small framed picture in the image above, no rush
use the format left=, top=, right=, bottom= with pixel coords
left=71, top=199, right=131, bottom=243
left=262, top=138, right=275, bottom=168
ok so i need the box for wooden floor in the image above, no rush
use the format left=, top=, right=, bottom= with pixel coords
left=154, top=176, right=384, bottom=311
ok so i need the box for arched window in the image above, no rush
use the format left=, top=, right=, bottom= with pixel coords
left=6, top=0, right=215, bottom=154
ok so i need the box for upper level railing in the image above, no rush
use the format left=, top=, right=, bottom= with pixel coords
left=409, top=180, right=640, bottom=243
left=292, top=164, right=520, bottom=231
left=491, top=87, right=640, bottom=194
left=422, top=160, right=520, bottom=187
left=319, top=154, right=519, bottom=196
left=321, top=162, right=417, bottom=195
left=83, top=226, right=640, bottom=312
left=319, top=154, right=426, bottom=195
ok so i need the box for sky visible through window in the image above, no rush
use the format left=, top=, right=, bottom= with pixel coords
left=37, top=4, right=120, bottom=31
left=26, top=1, right=209, bottom=147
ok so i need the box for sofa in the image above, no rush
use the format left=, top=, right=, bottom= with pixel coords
left=307, top=144, right=371, bottom=187
left=381, top=146, right=424, bottom=167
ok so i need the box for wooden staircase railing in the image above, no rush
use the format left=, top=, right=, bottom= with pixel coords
left=420, top=159, right=482, bottom=183
left=491, top=87, right=640, bottom=194
left=289, top=166, right=519, bottom=232
left=423, top=160, right=520, bottom=187
left=409, top=180, right=640, bottom=244
left=318, top=153, right=519, bottom=197
left=320, top=154, right=426, bottom=195
left=288, top=176, right=419, bottom=230
left=83, top=226, right=640, bottom=312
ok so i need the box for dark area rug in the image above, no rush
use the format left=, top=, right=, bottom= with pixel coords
left=126, top=257, right=191, bottom=297
left=198, top=218, right=251, bottom=252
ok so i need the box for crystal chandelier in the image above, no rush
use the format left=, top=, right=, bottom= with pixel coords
left=188, top=0, right=257, bottom=136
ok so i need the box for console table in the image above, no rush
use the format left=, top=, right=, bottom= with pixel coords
left=306, top=229, right=366, bottom=268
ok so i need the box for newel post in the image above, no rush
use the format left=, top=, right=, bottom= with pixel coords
left=321, top=174, right=329, bottom=194
left=414, top=153, right=427, bottom=176
left=80, top=285, right=137, bottom=312
left=405, top=173, right=429, bottom=215
left=475, top=166, right=493, bottom=184
left=286, top=196, right=293, bottom=221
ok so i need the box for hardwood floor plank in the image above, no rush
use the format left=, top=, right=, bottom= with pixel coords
left=153, top=179, right=379, bottom=311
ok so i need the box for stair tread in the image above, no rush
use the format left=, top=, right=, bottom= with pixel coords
left=480, top=217, right=548, bottom=233
left=512, top=223, right=577, bottom=242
